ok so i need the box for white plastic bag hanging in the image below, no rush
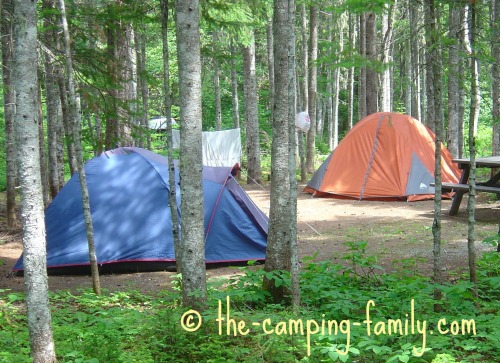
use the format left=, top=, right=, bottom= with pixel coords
left=295, top=111, right=310, bottom=132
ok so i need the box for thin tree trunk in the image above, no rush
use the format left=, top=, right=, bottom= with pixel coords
left=300, top=3, right=308, bottom=112
left=306, top=5, right=318, bottom=173
left=42, top=5, right=65, bottom=199
left=380, top=5, right=393, bottom=112
left=59, top=78, right=78, bottom=174
left=267, top=20, right=275, bottom=115
left=447, top=2, right=463, bottom=158
left=175, top=0, right=207, bottom=309
left=286, top=0, right=299, bottom=311
left=242, top=33, right=262, bottom=184
left=160, top=0, right=179, bottom=273
left=13, top=0, right=57, bottom=359
left=467, top=2, right=478, bottom=298
left=230, top=42, right=240, bottom=129
left=358, top=13, right=367, bottom=119
left=1, top=0, right=19, bottom=229
left=134, top=27, right=150, bottom=149
left=409, top=0, right=421, bottom=121
left=37, top=74, right=50, bottom=208
left=347, top=12, right=355, bottom=129
left=424, top=1, right=437, bottom=131
left=493, top=0, right=500, bottom=157
left=365, top=12, right=378, bottom=115
left=58, top=0, right=101, bottom=295
left=213, top=32, right=222, bottom=130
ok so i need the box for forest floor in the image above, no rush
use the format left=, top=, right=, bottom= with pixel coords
left=0, top=185, right=499, bottom=295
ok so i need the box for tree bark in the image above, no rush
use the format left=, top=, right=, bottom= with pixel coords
left=13, top=0, right=57, bottom=360
left=358, top=13, right=367, bottom=119
left=380, top=5, right=393, bottom=112
left=242, top=33, right=262, bottom=184
left=1, top=0, right=19, bottom=229
left=175, top=0, right=207, bottom=309
left=409, top=1, right=421, bottom=121
left=467, top=2, right=478, bottom=298
left=365, top=12, right=378, bottom=115
left=424, top=0, right=437, bottom=131
left=306, top=5, right=318, bottom=173
left=267, top=20, right=275, bottom=115
left=160, top=0, right=179, bottom=273
left=213, top=32, right=222, bottom=130
left=300, top=3, right=308, bottom=112
left=265, top=0, right=297, bottom=305
left=492, top=0, right=500, bottom=157
left=230, top=42, right=240, bottom=129
left=58, top=0, right=101, bottom=295
left=347, top=12, right=355, bottom=129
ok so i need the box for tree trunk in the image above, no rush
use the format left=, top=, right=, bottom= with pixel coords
left=265, top=0, right=297, bottom=305
left=59, top=78, right=78, bottom=174
left=12, top=0, right=57, bottom=360
left=267, top=20, right=275, bottom=115
left=306, top=5, right=318, bottom=173
left=365, top=12, right=378, bottom=115
left=213, top=32, right=222, bottom=130
left=447, top=2, right=463, bottom=158
left=300, top=3, right=308, bottom=112
left=409, top=1, right=421, bottom=121
left=1, top=0, right=19, bottom=229
left=347, top=12, right=355, bottom=129
left=467, top=2, right=478, bottom=297
left=424, top=0, right=437, bottom=131
left=242, top=33, right=262, bottom=184
left=134, top=27, right=150, bottom=149
left=42, top=0, right=65, bottom=199
left=230, top=42, right=240, bottom=129
left=492, top=0, right=500, bottom=157
left=160, top=0, right=179, bottom=273
left=58, top=0, right=101, bottom=295
left=380, top=5, right=393, bottom=112
left=37, top=75, right=50, bottom=208
left=175, top=0, right=207, bottom=309
left=358, top=13, right=367, bottom=119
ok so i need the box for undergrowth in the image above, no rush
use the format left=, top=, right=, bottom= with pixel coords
left=0, top=243, right=498, bottom=363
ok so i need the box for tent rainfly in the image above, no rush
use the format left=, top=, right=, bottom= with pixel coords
left=304, top=112, right=461, bottom=201
left=13, top=147, right=268, bottom=274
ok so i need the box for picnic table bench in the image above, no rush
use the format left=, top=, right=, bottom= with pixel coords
left=433, top=156, right=500, bottom=215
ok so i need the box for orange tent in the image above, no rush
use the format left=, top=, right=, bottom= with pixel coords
left=304, top=112, right=461, bottom=201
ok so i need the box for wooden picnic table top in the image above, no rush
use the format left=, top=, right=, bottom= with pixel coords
left=453, top=156, right=500, bottom=168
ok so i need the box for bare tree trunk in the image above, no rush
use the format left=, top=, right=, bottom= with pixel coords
left=347, top=12, right=355, bottom=129
left=306, top=5, right=318, bottom=173
left=59, top=78, right=78, bottom=174
left=230, top=42, right=240, bottom=129
left=300, top=3, right=308, bottom=112
left=424, top=0, right=437, bottom=131
left=13, top=0, right=57, bottom=360
left=212, top=32, right=222, bottom=130
left=358, top=13, right=367, bottom=119
left=326, top=13, right=334, bottom=151
left=1, top=0, right=19, bottom=229
left=37, top=75, right=50, bottom=208
left=267, top=20, right=275, bottom=115
left=492, top=0, right=500, bottom=158
left=365, top=12, right=378, bottom=115
left=242, top=33, right=262, bottom=184
left=160, top=0, right=179, bottom=273
left=467, top=2, right=478, bottom=298
left=134, top=27, right=150, bottom=149
left=58, top=0, right=101, bottom=295
left=175, top=0, right=207, bottom=309
left=42, top=0, right=64, bottom=199
left=380, top=5, right=393, bottom=112
left=265, top=0, right=297, bottom=305
left=409, top=0, right=421, bottom=121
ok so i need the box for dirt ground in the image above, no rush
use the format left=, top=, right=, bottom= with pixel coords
left=1, top=185, right=498, bottom=295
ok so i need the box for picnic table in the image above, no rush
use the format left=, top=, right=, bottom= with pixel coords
left=440, top=156, right=500, bottom=215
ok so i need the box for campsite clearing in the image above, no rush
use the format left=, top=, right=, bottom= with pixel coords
left=1, top=184, right=498, bottom=294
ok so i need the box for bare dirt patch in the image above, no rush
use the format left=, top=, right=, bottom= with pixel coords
left=1, top=186, right=498, bottom=295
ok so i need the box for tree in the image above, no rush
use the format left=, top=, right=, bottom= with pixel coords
left=58, top=0, right=101, bottom=295
left=12, top=0, right=57, bottom=360
left=306, top=5, right=318, bottom=173
left=492, top=0, right=500, bottom=157
left=365, top=11, right=377, bottom=114
left=264, top=0, right=298, bottom=305
left=175, top=0, right=207, bottom=309
left=1, top=0, right=18, bottom=229
left=242, top=32, right=262, bottom=184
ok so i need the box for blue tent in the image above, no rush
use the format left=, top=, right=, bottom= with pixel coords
left=13, top=147, right=268, bottom=274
